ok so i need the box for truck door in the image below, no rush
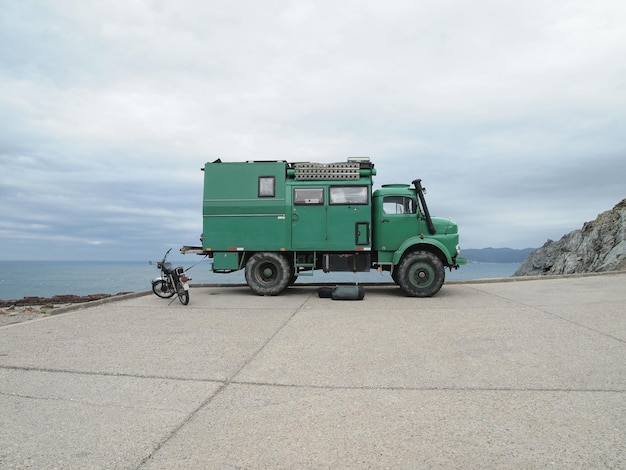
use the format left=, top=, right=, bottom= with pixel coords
left=291, top=187, right=327, bottom=250
left=375, top=195, right=418, bottom=251
left=326, top=185, right=371, bottom=250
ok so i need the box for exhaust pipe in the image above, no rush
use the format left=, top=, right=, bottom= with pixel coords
left=412, top=179, right=436, bottom=235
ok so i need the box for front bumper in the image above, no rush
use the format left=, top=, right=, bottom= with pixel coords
left=451, top=257, right=467, bottom=269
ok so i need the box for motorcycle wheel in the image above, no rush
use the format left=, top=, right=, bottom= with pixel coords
left=177, top=285, right=189, bottom=305
left=152, top=280, right=175, bottom=298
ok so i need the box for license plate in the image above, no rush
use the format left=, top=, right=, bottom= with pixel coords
left=182, top=282, right=189, bottom=291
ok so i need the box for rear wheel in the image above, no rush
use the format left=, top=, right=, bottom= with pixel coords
left=396, top=251, right=445, bottom=297
left=245, top=252, right=291, bottom=296
left=152, top=279, right=175, bottom=298
left=177, top=285, right=190, bottom=305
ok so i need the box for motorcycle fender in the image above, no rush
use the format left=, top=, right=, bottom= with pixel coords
left=152, top=277, right=166, bottom=284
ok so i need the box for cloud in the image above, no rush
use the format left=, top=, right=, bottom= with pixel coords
left=0, top=0, right=625, bottom=259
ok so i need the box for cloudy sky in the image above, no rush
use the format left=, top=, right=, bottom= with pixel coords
left=1, top=0, right=625, bottom=261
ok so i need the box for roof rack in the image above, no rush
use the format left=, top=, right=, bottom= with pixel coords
left=294, top=162, right=361, bottom=180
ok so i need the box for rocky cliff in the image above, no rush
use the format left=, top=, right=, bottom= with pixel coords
left=514, top=199, right=626, bottom=276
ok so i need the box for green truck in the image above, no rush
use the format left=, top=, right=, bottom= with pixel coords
left=181, top=158, right=464, bottom=296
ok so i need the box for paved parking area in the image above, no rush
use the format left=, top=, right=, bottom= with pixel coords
left=1, top=274, right=625, bottom=468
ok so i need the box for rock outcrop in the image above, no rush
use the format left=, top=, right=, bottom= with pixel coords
left=514, top=199, right=626, bottom=276
left=0, top=293, right=123, bottom=308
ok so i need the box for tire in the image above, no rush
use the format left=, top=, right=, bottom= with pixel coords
left=395, top=251, right=445, bottom=297
left=245, top=252, right=291, bottom=296
left=152, top=279, right=175, bottom=298
left=177, top=284, right=190, bottom=305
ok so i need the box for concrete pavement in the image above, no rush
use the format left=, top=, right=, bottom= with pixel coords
left=1, top=273, right=625, bottom=469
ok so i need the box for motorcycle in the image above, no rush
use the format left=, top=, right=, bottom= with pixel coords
left=151, top=248, right=191, bottom=305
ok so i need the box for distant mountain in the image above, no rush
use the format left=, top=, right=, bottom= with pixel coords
left=462, top=247, right=535, bottom=263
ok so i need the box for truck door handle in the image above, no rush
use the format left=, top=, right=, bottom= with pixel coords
left=381, top=219, right=390, bottom=223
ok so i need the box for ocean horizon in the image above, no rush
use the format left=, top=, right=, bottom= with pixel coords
left=0, top=259, right=521, bottom=301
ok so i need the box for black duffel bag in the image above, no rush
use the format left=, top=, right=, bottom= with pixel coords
left=332, top=285, right=365, bottom=300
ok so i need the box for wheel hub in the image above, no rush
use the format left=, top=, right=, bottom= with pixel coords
left=261, top=265, right=275, bottom=280
left=411, top=265, right=432, bottom=286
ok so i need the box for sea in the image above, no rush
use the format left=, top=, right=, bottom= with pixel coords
left=0, top=259, right=521, bottom=301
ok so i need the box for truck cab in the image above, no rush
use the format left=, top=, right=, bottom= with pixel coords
left=371, top=182, right=462, bottom=296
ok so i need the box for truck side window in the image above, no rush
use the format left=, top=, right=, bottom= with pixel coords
left=258, top=176, right=275, bottom=197
left=294, top=188, right=324, bottom=205
left=329, top=186, right=368, bottom=205
left=383, top=196, right=416, bottom=214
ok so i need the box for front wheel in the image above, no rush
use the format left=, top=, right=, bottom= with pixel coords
left=152, top=279, right=175, bottom=298
left=395, top=251, right=445, bottom=297
left=245, top=252, right=291, bottom=296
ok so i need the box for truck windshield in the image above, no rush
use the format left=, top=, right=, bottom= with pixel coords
left=383, top=196, right=416, bottom=215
